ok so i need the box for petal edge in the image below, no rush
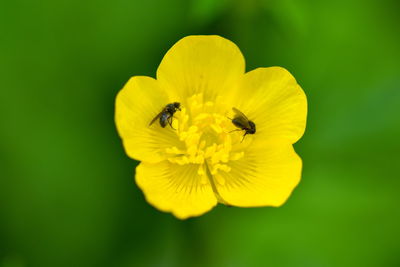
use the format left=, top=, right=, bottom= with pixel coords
left=157, top=35, right=245, bottom=102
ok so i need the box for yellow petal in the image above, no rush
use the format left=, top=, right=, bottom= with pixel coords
left=115, top=76, right=178, bottom=163
left=157, top=35, right=245, bottom=102
left=136, top=161, right=218, bottom=219
left=230, top=67, right=307, bottom=144
left=216, top=140, right=302, bottom=207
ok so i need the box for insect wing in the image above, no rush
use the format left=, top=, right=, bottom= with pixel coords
left=232, top=107, right=249, bottom=120
left=232, top=107, right=251, bottom=129
left=232, top=116, right=251, bottom=129
left=149, top=111, right=163, bottom=126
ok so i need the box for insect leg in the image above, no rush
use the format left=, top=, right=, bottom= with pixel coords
left=168, top=116, right=176, bottom=130
left=241, top=132, right=248, bottom=143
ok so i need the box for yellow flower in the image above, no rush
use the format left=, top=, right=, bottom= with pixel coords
left=115, top=35, right=307, bottom=219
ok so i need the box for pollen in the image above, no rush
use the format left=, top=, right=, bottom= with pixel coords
left=165, top=94, right=247, bottom=188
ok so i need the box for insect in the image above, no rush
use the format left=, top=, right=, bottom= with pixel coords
left=149, top=102, right=181, bottom=129
left=229, top=107, right=256, bottom=142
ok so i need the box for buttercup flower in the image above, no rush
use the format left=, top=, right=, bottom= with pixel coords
left=115, top=35, right=307, bottom=219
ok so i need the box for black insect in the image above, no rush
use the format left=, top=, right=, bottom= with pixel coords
left=149, top=102, right=181, bottom=128
left=229, top=107, right=256, bottom=142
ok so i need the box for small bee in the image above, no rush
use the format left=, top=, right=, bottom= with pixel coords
left=149, top=102, right=181, bottom=129
left=229, top=107, right=256, bottom=142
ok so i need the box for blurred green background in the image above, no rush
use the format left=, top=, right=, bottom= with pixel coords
left=1, top=0, right=399, bottom=266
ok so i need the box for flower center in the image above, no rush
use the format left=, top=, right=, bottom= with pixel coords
left=165, top=94, right=247, bottom=194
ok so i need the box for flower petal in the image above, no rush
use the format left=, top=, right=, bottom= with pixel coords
left=136, top=161, right=218, bottom=219
left=216, top=140, right=302, bottom=207
left=230, top=67, right=307, bottom=144
left=157, top=35, right=245, bottom=102
left=115, top=76, right=178, bottom=163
